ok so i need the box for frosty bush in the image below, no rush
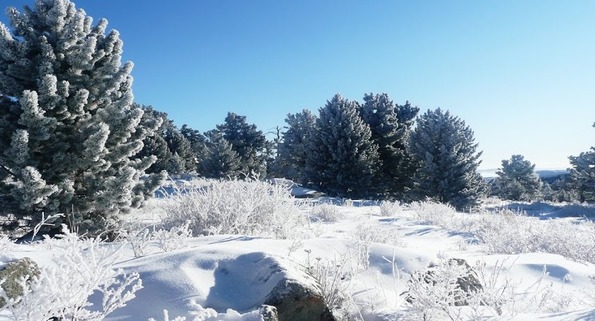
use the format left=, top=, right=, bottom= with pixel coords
left=310, top=203, right=343, bottom=223
left=407, top=203, right=595, bottom=264
left=148, top=306, right=267, bottom=321
left=405, top=259, right=472, bottom=320
left=0, top=227, right=142, bottom=320
left=379, top=200, right=403, bottom=216
left=305, top=254, right=354, bottom=319
left=407, top=201, right=457, bottom=228
left=352, top=223, right=404, bottom=270
left=470, top=209, right=595, bottom=263
left=151, top=222, right=192, bottom=253
left=118, top=221, right=192, bottom=257
left=0, top=234, right=11, bottom=253
left=162, top=178, right=307, bottom=239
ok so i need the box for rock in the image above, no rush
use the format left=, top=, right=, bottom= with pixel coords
left=15, top=225, right=65, bottom=244
left=259, top=305, right=279, bottom=321
left=264, top=279, right=335, bottom=321
left=0, top=257, right=40, bottom=307
left=445, top=258, right=483, bottom=299
left=407, top=258, right=483, bottom=306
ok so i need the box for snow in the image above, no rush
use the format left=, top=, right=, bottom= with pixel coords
left=2, top=196, right=595, bottom=321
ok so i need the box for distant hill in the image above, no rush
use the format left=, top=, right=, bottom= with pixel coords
left=480, top=169, right=569, bottom=181
left=535, top=169, right=569, bottom=179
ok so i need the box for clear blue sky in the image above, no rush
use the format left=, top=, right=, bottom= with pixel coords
left=2, top=0, right=594, bottom=169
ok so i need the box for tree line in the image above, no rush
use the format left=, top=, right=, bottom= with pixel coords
left=0, top=0, right=593, bottom=234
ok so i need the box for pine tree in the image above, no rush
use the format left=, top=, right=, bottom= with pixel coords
left=202, top=133, right=242, bottom=179
left=180, top=124, right=207, bottom=173
left=275, top=109, right=317, bottom=185
left=0, top=0, right=164, bottom=231
left=136, top=105, right=173, bottom=174
left=568, top=123, right=595, bottom=202
left=359, top=93, right=418, bottom=199
left=137, top=106, right=199, bottom=175
left=162, top=127, right=194, bottom=174
left=212, top=112, right=269, bottom=177
left=408, top=108, right=485, bottom=210
left=305, top=94, right=380, bottom=198
left=495, top=155, right=542, bottom=201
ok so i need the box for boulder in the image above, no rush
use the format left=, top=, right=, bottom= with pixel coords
left=445, top=258, right=483, bottom=298
left=407, top=258, right=483, bottom=306
left=264, top=279, right=335, bottom=321
left=259, top=304, right=279, bottom=321
left=0, top=257, right=40, bottom=307
left=15, top=225, right=65, bottom=244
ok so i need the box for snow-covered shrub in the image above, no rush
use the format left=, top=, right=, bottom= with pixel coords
left=304, top=252, right=354, bottom=319
left=118, top=221, right=192, bottom=257
left=466, top=259, right=517, bottom=318
left=404, top=259, right=472, bottom=321
left=379, top=200, right=402, bottom=216
left=404, top=203, right=595, bottom=264
left=119, top=225, right=153, bottom=258
left=352, top=223, right=404, bottom=270
left=468, top=209, right=595, bottom=263
left=0, top=227, right=142, bottom=320
left=162, top=178, right=307, bottom=239
left=152, top=222, right=192, bottom=253
left=310, top=203, right=343, bottom=223
left=0, top=234, right=11, bottom=254
left=407, top=201, right=457, bottom=228
left=148, top=305, right=268, bottom=321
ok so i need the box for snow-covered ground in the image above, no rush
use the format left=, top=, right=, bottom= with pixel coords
left=1, top=182, right=594, bottom=321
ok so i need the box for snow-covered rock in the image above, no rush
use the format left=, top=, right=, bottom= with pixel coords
left=105, top=237, right=333, bottom=321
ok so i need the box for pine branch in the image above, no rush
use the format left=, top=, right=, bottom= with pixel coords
left=0, top=164, right=18, bottom=179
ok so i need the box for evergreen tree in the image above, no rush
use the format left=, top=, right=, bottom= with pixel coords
left=137, top=106, right=199, bottom=175
left=395, top=100, right=419, bottom=129
left=359, top=93, right=418, bottom=199
left=136, top=105, right=173, bottom=174
left=162, top=127, right=194, bottom=174
left=275, top=109, right=317, bottom=185
left=495, top=155, right=542, bottom=201
left=180, top=124, right=207, bottom=173
left=548, top=174, right=580, bottom=203
left=305, top=94, right=380, bottom=198
left=568, top=123, right=595, bottom=202
left=408, top=108, right=485, bottom=210
left=0, top=0, right=163, bottom=231
left=212, top=112, right=269, bottom=177
left=202, top=133, right=242, bottom=179
left=140, top=135, right=173, bottom=174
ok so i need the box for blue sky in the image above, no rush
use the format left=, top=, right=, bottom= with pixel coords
left=2, top=0, right=594, bottom=169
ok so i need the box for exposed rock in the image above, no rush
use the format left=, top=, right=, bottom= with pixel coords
left=264, top=279, right=335, bottom=321
left=0, top=257, right=40, bottom=307
left=407, top=258, right=483, bottom=306
left=259, top=304, right=279, bottom=321
left=444, top=258, right=483, bottom=299
left=15, top=225, right=65, bottom=244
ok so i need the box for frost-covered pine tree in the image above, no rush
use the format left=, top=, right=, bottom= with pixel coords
left=275, top=109, right=317, bottom=185
left=180, top=124, right=207, bottom=173
left=496, top=154, right=542, bottom=201
left=408, top=108, right=485, bottom=210
left=163, top=127, right=194, bottom=174
left=568, top=122, right=595, bottom=202
left=202, top=133, right=242, bottom=179
left=359, top=93, right=419, bottom=199
left=0, top=0, right=163, bottom=232
left=212, top=112, right=269, bottom=177
left=305, top=94, right=380, bottom=198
